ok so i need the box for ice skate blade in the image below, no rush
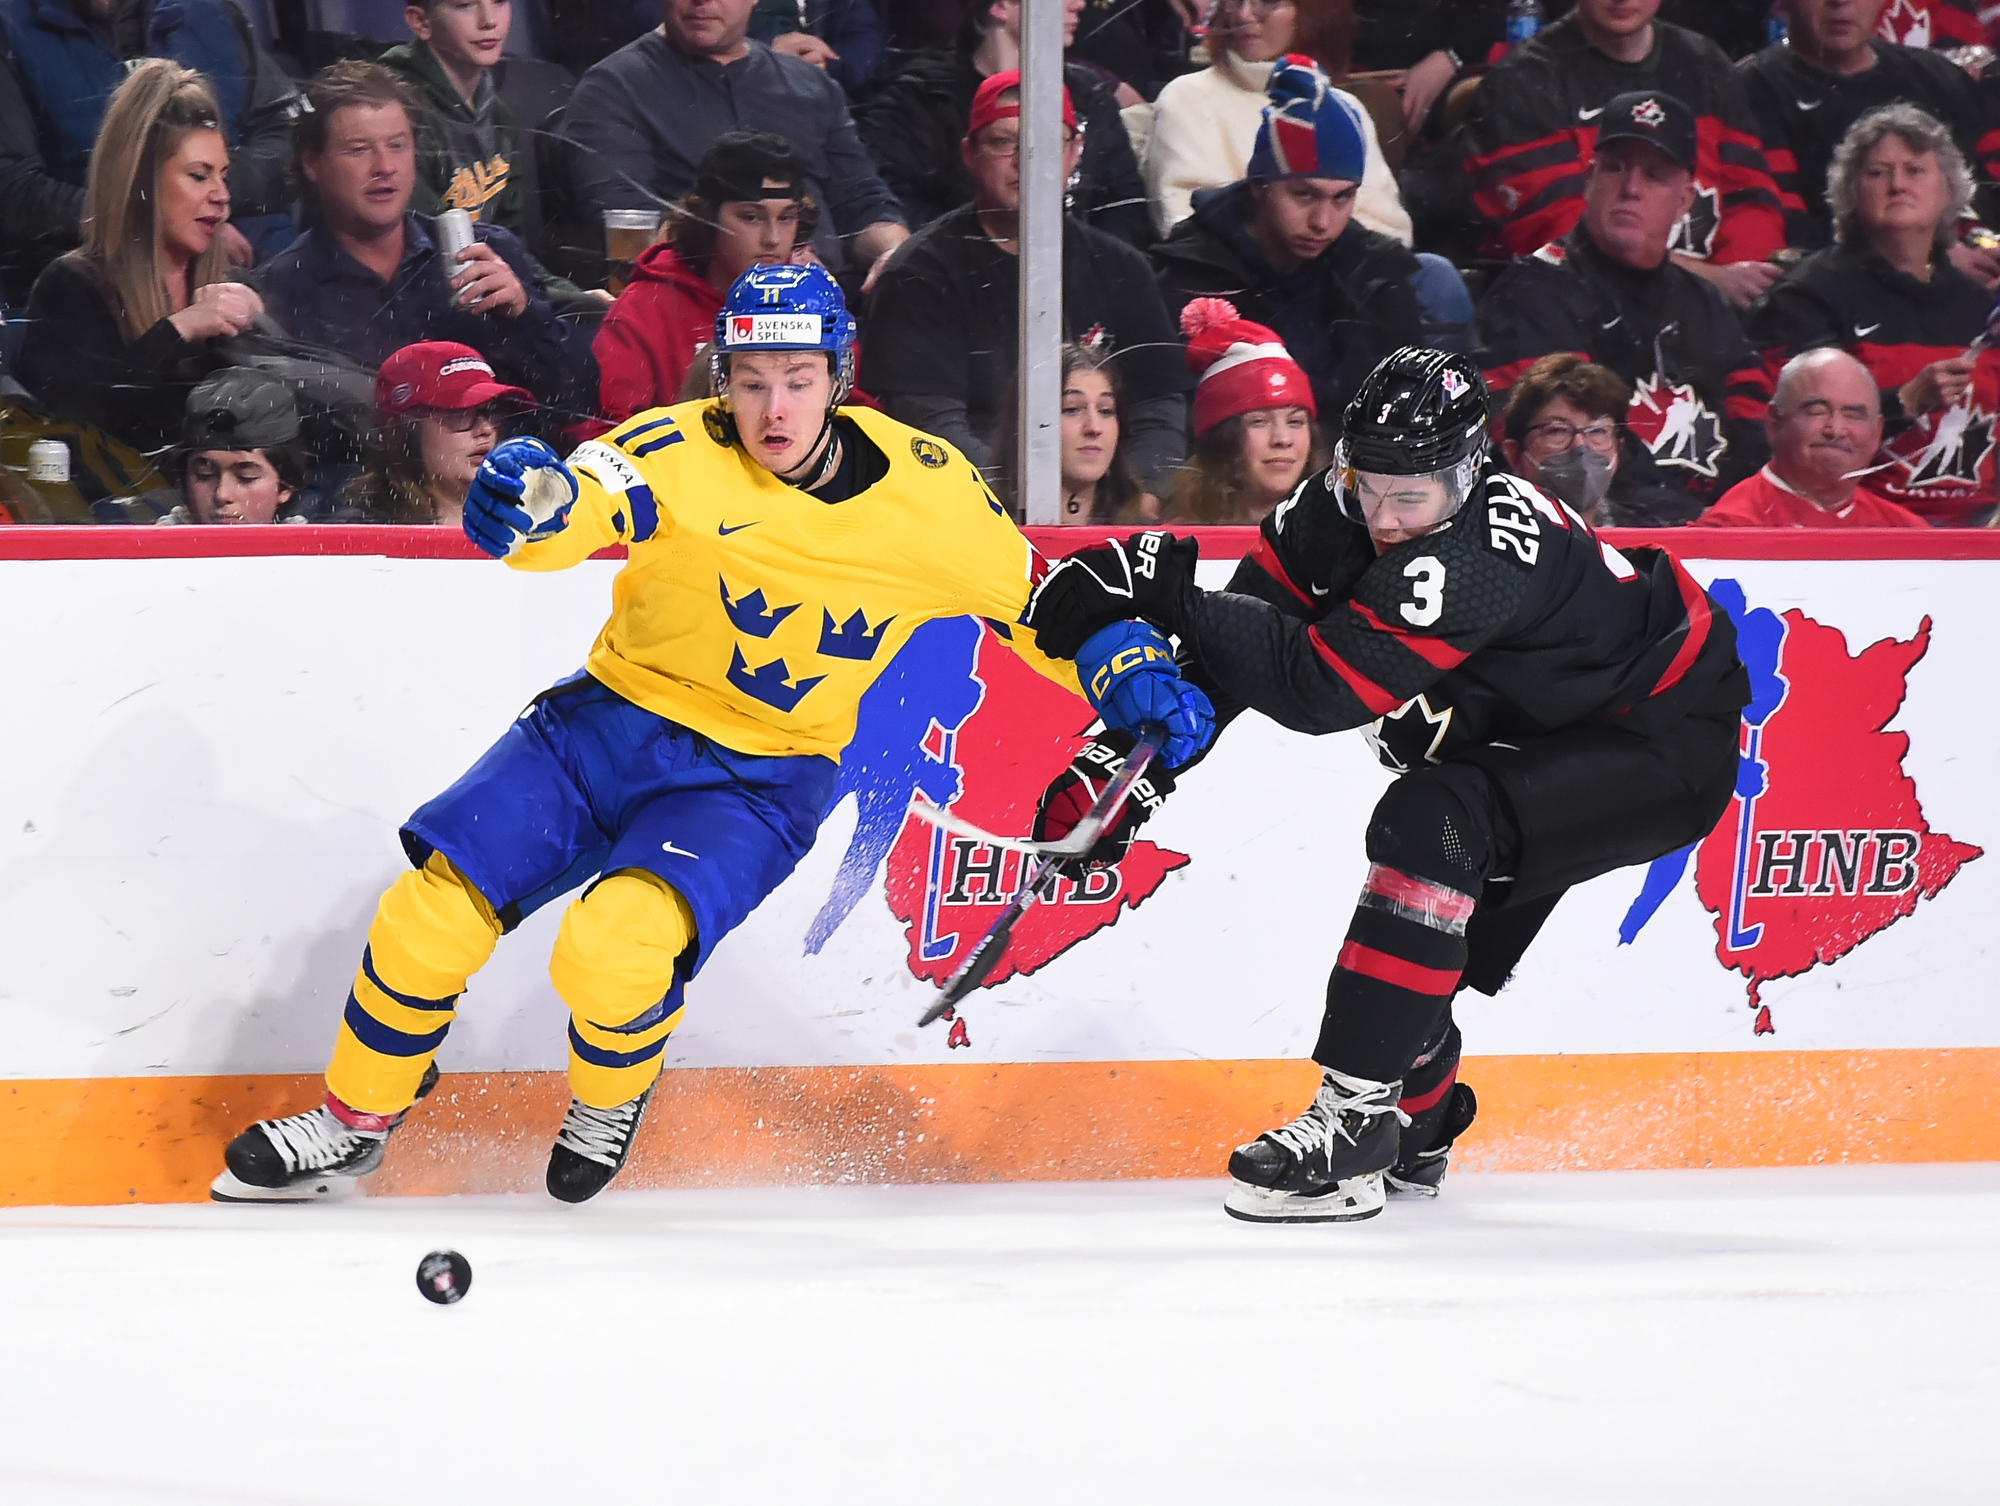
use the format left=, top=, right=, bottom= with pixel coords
left=1223, top=1172, right=1385, bottom=1223
left=208, top=1168, right=359, bottom=1204
left=1385, top=1172, right=1442, bottom=1199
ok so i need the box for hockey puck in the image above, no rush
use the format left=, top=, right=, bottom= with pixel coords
left=416, top=1249, right=472, bottom=1304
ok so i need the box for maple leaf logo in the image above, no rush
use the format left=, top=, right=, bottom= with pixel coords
left=1625, top=372, right=1727, bottom=477
left=1363, top=693, right=1454, bottom=773
left=1667, top=182, right=1722, bottom=260
left=1877, top=0, right=1929, bottom=46
left=1895, top=402, right=1995, bottom=490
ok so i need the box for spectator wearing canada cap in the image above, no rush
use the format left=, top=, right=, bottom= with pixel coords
left=593, top=132, right=823, bottom=425
left=1163, top=297, right=1325, bottom=525
left=1698, top=348, right=1928, bottom=528
left=863, top=70, right=1190, bottom=490
left=337, top=340, right=534, bottom=526
left=1153, top=57, right=1435, bottom=428
left=1471, top=90, right=1770, bottom=514
left=1463, top=0, right=1785, bottom=311
left=163, top=368, right=311, bottom=526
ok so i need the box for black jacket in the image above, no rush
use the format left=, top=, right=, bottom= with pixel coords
left=1747, top=241, right=1994, bottom=525
left=1152, top=179, right=1425, bottom=427
left=1472, top=226, right=1771, bottom=505
left=855, top=49, right=1151, bottom=248
left=1738, top=39, right=1989, bottom=250
left=862, top=204, right=1191, bottom=486
left=17, top=254, right=230, bottom=455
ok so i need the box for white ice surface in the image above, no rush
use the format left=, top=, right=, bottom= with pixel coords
left=2, top=1167, right=1996, bottom=1504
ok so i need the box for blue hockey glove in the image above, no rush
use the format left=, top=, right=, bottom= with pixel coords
left=1075, top=619, right=1215, bottom=768
left=463, top=437, right=578, bottom=558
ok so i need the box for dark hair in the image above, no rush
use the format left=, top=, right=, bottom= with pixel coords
left=667, top=193, right=821, bottom=269
left=1213, top=0, right=1354, bottom=81
left=176, top=442, right=312, bottom=495
left=990, top=344, right=1148, bottom=522
left=292, top=60, right=419, bottom=196
left=1502, top=353, right=1632, bottom=444
left=1168, top=411, right=1328, bottom=524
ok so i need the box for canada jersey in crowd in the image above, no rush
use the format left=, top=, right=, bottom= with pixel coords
left=1233, top=464, right=1738, bottom=766
left=513, top=399, right=1079, bottom=759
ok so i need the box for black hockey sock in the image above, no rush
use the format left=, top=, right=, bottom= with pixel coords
left=1398, top=1016, right=1464, bottom=1154
left=1312, top=865, right=1474, bottom=1082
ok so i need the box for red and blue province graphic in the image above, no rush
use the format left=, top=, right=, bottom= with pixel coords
left=800, top=617, right=1186, bottom=1045
left=1620, top=577, right=1980, bottom=1032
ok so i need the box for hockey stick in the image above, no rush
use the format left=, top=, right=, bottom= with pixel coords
left=916, top=727, right=1166, bottom=1028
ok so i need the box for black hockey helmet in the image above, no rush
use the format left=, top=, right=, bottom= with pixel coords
left=1333, top=348, right=1491, bottom=525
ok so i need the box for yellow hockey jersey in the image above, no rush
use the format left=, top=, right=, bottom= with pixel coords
left=511, top=400, right=1080, bottom=760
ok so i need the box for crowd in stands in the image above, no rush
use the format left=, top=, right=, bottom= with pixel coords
left=6, top=0, right=2000, bottom=531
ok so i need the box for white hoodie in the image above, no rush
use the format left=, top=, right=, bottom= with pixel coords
left=1143, top=56, right=1412, bottom=245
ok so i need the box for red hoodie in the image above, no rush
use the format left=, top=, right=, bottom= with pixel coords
left=593, top=243, right=721, bottom=425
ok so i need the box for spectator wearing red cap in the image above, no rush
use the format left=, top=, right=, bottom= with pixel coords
left=855, top=0, right=1150, bottom=247
left=593, top=132, right=822, bottom=425
left=864, top=71, right=1192, bottom=490
left=1164, top=297, right=1325, bottom=524
left=337, top=340, right=534, bottom=525
left=1154, top=58, right=1432, bottom=425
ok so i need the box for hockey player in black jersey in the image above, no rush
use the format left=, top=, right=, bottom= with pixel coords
left=1024, top=348, right=1751, bottom=1223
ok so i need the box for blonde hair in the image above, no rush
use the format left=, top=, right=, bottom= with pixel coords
left=78, top=61, right=231, bottom=343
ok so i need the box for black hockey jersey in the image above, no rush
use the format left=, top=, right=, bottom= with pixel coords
left=1471, top=227, right=1772, bottom=503
left=1462, top=16, right=1786, bottom=262
left=1177, top=464, right=1742, bottom=770
left=1737, top=39, right=1988, bottom=250
left=1746, top=242, right=1995, bottom=524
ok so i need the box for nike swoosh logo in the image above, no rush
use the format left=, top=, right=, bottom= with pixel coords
left=1797, top=98, right=1823, bottom=111
left=1600, top=316, right=1622, bottom=330
left=1855, top=323, right=1881, bottom=338
left=718, top=521, right=758, bottom=536
left=1578, top=106, right=1604, bottom=120
left=1310, top=583, right=1330, bottom=597
left=660, top=840, right=700, bottom=859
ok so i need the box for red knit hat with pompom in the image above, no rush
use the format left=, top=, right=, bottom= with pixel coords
left=1180, top=297, right=1316, bottom=437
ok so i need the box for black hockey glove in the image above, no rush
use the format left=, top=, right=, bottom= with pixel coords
left=1024, top=531, right=1201, bottom=659
left=1032, top=730, right=1177, bottom=878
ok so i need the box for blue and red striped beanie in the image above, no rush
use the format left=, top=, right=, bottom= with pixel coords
left=1247, top=55, right=1366, bottom=185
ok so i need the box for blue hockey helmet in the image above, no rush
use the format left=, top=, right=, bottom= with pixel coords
left=710, top=262, right=859, bottom=405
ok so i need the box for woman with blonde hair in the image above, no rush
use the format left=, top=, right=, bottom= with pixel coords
left=19, top=60, right=264, bottom=458
left=1166, top=298, right=1327, bottom=525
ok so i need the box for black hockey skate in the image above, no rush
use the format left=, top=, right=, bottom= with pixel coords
left=546, top=1086, right=655, bottom=1204
left=1386, top=1082, right=1478, bottom=1199
left=1223, top=1069, right=1405, bottom=1223
left=211, top=1063, right=439, bottom=1203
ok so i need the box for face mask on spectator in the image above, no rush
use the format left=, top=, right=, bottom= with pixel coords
left=1534, top=443, right=1615, bottom=518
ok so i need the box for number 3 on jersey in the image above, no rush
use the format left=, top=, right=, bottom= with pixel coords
left=1401, top=556, right=1445, bottom=626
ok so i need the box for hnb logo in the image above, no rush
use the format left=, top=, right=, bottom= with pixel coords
left=1743, top=830, right=1922, bottom=898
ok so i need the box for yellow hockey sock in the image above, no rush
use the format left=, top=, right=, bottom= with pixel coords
left=550, top=869, right=695, bottom=1109
left=326, top=851, right=502, bottom=1115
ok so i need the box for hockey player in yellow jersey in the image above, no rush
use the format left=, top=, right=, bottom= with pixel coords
left=212, top=263, right=1214, bottom=1204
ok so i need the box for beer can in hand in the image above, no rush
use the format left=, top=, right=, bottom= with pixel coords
left=435, top=209, right=477, bottom=304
